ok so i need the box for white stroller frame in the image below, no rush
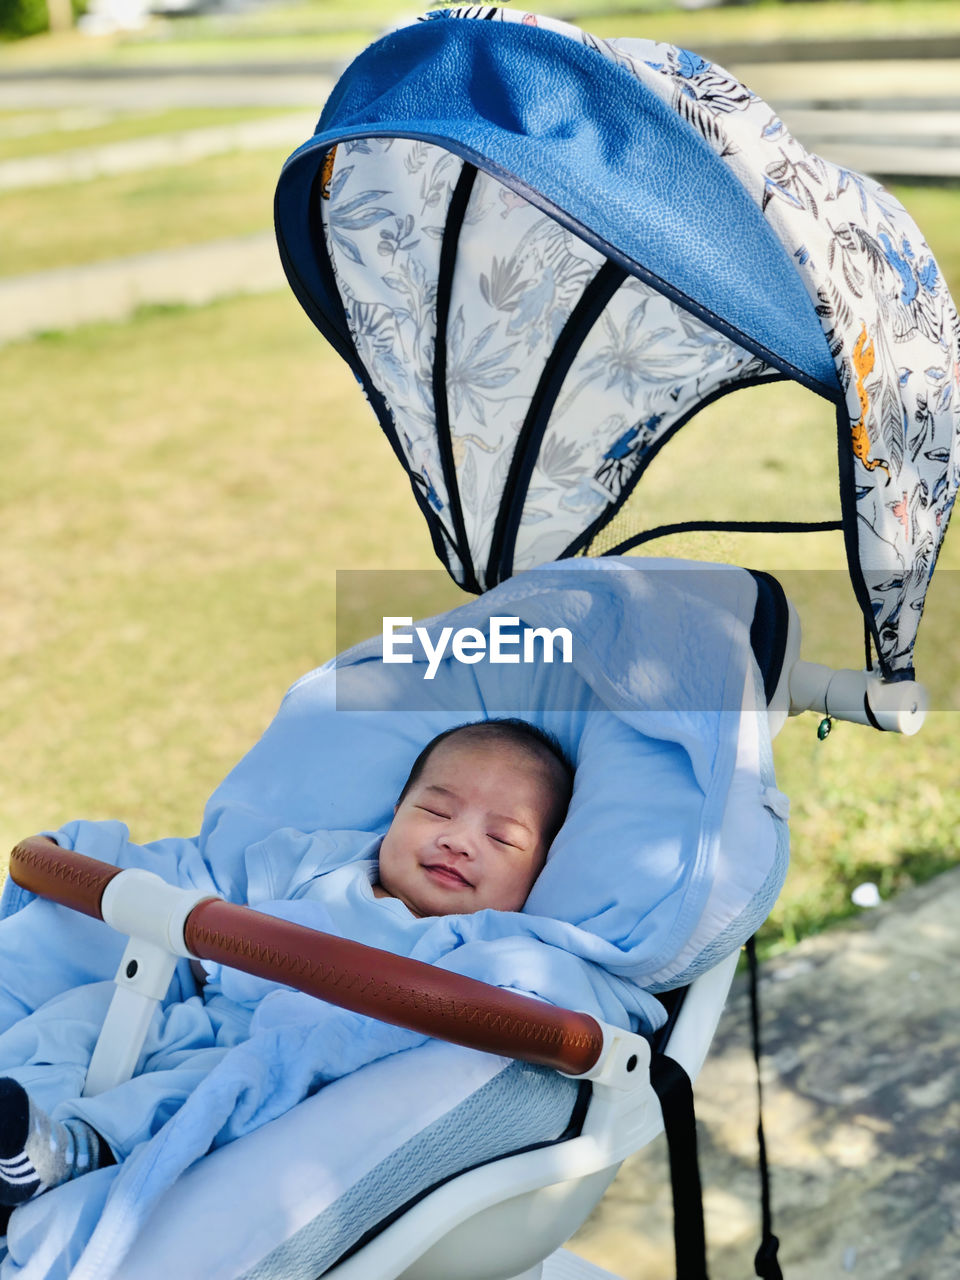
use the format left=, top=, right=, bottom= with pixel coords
left=8, top=598, right=927, bottom=1280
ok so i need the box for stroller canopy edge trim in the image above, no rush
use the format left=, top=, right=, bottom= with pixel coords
left=287, top=16, right=841, bottom=391
left=280, top=126, right=843, bottom=405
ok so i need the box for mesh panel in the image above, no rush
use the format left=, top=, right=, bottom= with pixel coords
left=241, top=1059, right=581, bottom=1280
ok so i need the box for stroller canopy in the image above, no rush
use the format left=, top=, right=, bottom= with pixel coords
left=275, top=6, right=960, bottom=680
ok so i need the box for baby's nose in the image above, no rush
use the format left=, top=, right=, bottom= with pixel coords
left=438, top=822, right=477, bottom=855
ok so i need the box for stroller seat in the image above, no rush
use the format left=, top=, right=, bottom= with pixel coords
left=4, top=559, right=794, bottom=1280
left=120, top=956, right=742, bottom=1280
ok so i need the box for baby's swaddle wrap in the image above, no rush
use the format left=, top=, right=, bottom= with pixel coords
left=0, top=560, right=787, bottom=1279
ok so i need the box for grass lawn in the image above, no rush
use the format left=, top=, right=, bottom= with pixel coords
left=1, top=265, right=958, bottom=950
left=0, top=291, right=439, bottom=849
left=1, top=146, right=291, bottom=275
left=0, top=8, right=958, bottom=947
left=0, top=106, right=306, bottom=165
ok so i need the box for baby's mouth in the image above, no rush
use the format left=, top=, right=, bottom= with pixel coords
left=422, top=863, right=472, bottom=888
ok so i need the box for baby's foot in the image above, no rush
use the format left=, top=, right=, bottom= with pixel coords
left=0, top=1078, right=111, bottom=1205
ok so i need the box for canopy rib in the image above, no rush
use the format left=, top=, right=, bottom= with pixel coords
left=487, top=258, right=628, bottom=585
left=434, top=162, right=482, bottom=594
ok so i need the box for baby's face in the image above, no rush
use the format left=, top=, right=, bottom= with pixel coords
left=376, top=737, right=557, bottom=917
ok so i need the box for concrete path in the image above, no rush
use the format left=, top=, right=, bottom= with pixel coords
left=0, top=232, right=283, bottom=343
left=783, top=105, right=960, bottom=180
left=739, top=59, right=960, bottom=109
left=1, top=56, right=957, bottom=122
left=1, top=54, right=957, bottom=344
left=815, top=141, right=960, bottom=181
left=705, top=35, right=960, bottom=65
left=0, top=110, right=318, bottom=192
left=731, top=60, right=960, bottom=177
left=0, top=69, right=337, bottom=111
left=12, top=90, right=952, bottom=189
left=570, top=867, right=960, bottom=1280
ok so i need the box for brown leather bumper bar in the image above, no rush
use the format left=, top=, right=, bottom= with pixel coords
left=9, top=837, right=122, bottom=919
left=9, top=836, right=604, bottom=1076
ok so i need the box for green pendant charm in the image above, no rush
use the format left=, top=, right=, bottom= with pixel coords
left=817, top=716, right=833, bottom=741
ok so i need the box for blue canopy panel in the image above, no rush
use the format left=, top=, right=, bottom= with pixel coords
left=275, top=16, right=841, bottom=590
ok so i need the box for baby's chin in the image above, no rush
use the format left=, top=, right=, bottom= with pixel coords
left=418, top=887, right=526, bottom=916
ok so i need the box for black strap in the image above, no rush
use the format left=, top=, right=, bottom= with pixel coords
left=860, top=622, right=885, bottom=731
left=603, top=519, right=842, bottom=558
left=649, top=1053, right=709, bottom=1280
left=746, top=937, right=784, bottom=1280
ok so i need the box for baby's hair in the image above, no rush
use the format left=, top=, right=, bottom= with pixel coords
left=397, top=719, right=574, bottom=843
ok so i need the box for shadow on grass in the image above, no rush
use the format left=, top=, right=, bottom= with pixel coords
left=753, top=845, right=960, bottom=961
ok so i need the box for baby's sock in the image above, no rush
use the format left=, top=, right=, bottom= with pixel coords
left=0, top=1078, right=112, bottom=1205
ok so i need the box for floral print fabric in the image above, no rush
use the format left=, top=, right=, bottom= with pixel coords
left=323, top=7, right=959, bottom=676
left=518, top=276, right=778, bottom=572
left=448, top=170, right=605, bottom=569
left=321, top=137, right=778, bottom=584
left=321, top=136, right=461, bottom=563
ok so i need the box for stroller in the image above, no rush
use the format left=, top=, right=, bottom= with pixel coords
left=3, top=7, right=957, bottom=1279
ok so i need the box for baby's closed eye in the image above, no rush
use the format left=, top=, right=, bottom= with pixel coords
left=489, top=833, right=521, bottom=848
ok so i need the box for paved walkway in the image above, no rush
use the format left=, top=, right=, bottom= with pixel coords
left=784, top=105, right=960, bottom=181
left=703, top=35, right=960, bottom=65
left=5, top=98, right=958, bottom=197
left=1, top=55, right=957, bottom=344
left=570, top=867, right=960, bottom=1279
left=0, top=232, right=283, bottom=343
left=0, top=110, right=318, bottom=192
left=0, top=70, right=336, bottom=111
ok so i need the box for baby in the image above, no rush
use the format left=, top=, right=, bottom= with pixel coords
left=0, top=717, right=573, bottom=1209
left=375, top=717, right=572, bottom=916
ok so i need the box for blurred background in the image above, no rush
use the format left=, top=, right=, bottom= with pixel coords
left=1, top=3, right=958, bottom=1275
left=1, top=0, right=958, bottom=967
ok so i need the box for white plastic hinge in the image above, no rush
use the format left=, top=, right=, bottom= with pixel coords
left=564, top=1024, right=651, bottom=1090
left=100, top=867, right=219, bottom=956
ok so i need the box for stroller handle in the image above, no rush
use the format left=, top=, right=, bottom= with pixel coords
left=9, top=836, right=122, bottom=918
left=8, top=837, right=605, bottom=1076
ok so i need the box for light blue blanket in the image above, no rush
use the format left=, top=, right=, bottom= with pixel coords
left=0, top=559, right=770, bottom=1279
